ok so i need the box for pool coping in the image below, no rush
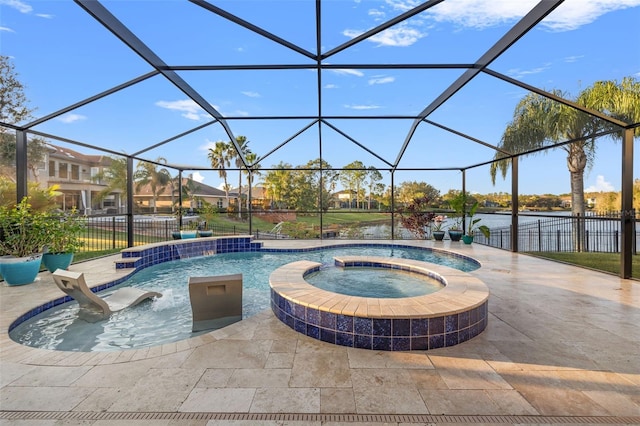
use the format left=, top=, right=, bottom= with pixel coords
left=270, top=256, right=489, bottom=351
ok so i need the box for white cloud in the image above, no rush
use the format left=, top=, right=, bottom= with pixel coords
left=156, top=99, right=210, bottom=121
left=426, top=0, right=640, bottom=32
left=344, top=25, right=425, bottom=47
left=0, top=27, right=15, bottom=32
left=585, top=175, right=615, bottom=192
left=369, top=75, right=395, bottom=85
left=56, top=113, right=86, bottom=124
left=191, top=172, right=205, bottom=183
left=506, top=64, right=552, bottom=79
left=241, top=91, right=260, bottom=98
left=36, top=13, right=53, bottom=19
left=328, top=68, right=364, bottom=77
left=0, top=0, right=33, bottom=13
left=324, top=84, right=339, bottom=89
left=385, top=0, right=422, bottom=12
left=564, top=55, right=584, bottom=63
left=344, top=104, right=381, bottom=110
left=368, top=8, right=386, bottom=20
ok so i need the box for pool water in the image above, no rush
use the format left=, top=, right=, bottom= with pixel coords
left=9, top=246, right=478, bottom=352
left=305, top=267, right=444, bottom=298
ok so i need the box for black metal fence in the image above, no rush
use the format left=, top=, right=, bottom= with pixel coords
left=473, top=210, right=639, bottom=253
left=78, top=210, right=639, bottom=255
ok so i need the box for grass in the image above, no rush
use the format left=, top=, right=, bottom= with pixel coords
left=525, top=251, right=640, bottom=277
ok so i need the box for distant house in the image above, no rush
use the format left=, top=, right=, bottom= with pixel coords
left=43, top=143, right=122, bottom=214
left=135, top=177, right=229, bottom=213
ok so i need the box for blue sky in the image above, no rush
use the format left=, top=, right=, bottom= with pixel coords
left=1, top=0, right=639, bottom=196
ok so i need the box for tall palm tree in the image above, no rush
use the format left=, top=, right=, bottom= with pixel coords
left=491, top=77, right=640, bottom=218
left=244, top=151, right=260, bottom=212
left=208, top=141, right=231, bottom=208
left=134, top=157, right=172, bottom=214
left=231, top=136, right=250, bottom=218
left=92, top=155, right=128, bottom=210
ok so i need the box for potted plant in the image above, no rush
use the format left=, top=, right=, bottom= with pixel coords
left=446, top=193, right=465, bottom=242
left=462, top=200, right=490, bottom=244
left=431, top=215, right=447, bottom=241
left=42, top=209, right=85, bottom=272
left=398, top=196, right=436, bottom=239
left=196, top=201, right=217, bottom=237
left=0, top=197, right=51, bottom=285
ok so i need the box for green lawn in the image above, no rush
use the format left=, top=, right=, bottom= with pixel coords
left=525, top=251, right=640, bottom=277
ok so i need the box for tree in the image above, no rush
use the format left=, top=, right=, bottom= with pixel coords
left=340, top=161, right=367, bottom=209
left=0, top=134, right=48, bottom=182
left=0, top=55, right=33, bottom=133
left=134, top=157, right=172, bottom=213
left=92, top=156, right=128, bottom=210
left=491, top=77, right=640, bottom=218
left=244, top=151, right=260, bottom=212
left=230, top=136, right=250, bottom=218
left=208, top=141, right=231, bottom=208
left=366, top=166, right=383, bottom=210
left=396, top=181, right=440, bottom=206
left=262, top=162, right=293, bottom=209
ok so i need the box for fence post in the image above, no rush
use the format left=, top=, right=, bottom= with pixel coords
left=585, top=230, right=589, bottom=252
left=537, top=220, right=542, bottom=251
left=112, top=216, right=116, bottom=249
left=557, top=229, right=560, bottom=252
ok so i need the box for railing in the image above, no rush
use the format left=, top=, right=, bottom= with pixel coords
left=473, top=211, right=639, bottom=253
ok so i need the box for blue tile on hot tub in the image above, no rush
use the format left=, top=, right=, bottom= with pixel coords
left=392, top=318, right=410, bottom=337
left=392, top=337, right=411, bottom=351
left=354, top=334, right=372, bottom=350
left=354, top=317, right=372, bottom=335
left=320, top=311, right=336, bottom=329
left=306, top=324, right=320, bottom=339
left=445, top=332, right=459, bottom=347
left=320, top=328, right=336, bottom=344
left=293, top=303, right=306, bottom=320
left=410, top=336, right=428, bottom=351
left=445, top=314, right=458, bottom=333
left=307, top=308, right=320, bottom=326
left=294, top=319, right=306, bottom=334
left=373, top=318, right=391, bottom=336
left=429, top=316, right=444, bottom=335
left=458, top=326, right=470, bottom=343
left=372, top=336, right=391, bottom=351
left=459, top=310, right=470, bottom=328
left=411, top=318, right=429, bottom=337
left=336, top=332, right=354, bottom=348
left=336, top=314, right=353, bottom=333
left=429, top=334, right=445, bottom=350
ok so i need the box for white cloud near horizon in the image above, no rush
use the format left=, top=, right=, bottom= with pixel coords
left=328, top=68, right=364, bottom=77
left=425, top=0, right=640, bottom=32
left=369, top=75, right=395, bottom=85
left=0, top=0, right=32, bottom=13
left=344, top=104, right=381, bottom=110
left=0, top=27, right=15, bottom=32
left=343, top=25, right=426, bottom=47
left=585, top=175, right=615, bottom=192
left=156, top=99, right=210, bottom=121
left=56, top=113, right=86, bottom=124
left=241, top=91, right=260, bottom=98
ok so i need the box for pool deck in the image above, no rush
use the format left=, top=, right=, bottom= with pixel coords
left=1, top=240, right=639, bottom=425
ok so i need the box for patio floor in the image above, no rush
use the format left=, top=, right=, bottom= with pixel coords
left=1, top=240, right=639, bottom=425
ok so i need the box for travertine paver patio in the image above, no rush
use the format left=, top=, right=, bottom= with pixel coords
left=1, top=240, right=639, bottom=425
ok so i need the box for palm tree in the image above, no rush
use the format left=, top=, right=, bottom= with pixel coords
left=491, top=77, right=640, bottom=218
left=244, top=151, right=260, bottom=212
left=208, top=141, right=231, bottom=209
left=262, top=162, right=292, bottom=210
left=231, top=136, right=250, bottom=218
left=92, top=156, right=128, bottom=211
left=134, top=157, right=172, bottom=214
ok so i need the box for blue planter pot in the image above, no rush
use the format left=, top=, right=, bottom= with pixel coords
left=448, top=230, right=463, bottom=242
left=0, top=253, right=43, bottom=286
left=462, top=234, right=474, bottom=244
left=180, top=230, right=197, bottom=239
left=42, top=252, right=74, bottom=273
left=197, top=230, right=213, bottom=237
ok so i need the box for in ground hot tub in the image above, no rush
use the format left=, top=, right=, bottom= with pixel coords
left=269, top=256, right=489, bottom=351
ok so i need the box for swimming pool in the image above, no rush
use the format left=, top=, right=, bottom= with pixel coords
left=9, top=243, right=480, bottom=352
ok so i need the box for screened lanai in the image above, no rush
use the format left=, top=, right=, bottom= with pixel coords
left=1, top=0, right=639, bottom=276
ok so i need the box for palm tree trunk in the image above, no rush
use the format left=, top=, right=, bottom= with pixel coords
left=567, top=144, right=587, bottom=251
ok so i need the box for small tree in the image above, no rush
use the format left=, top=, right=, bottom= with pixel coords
left=398, top=196, right=436, bottom=239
